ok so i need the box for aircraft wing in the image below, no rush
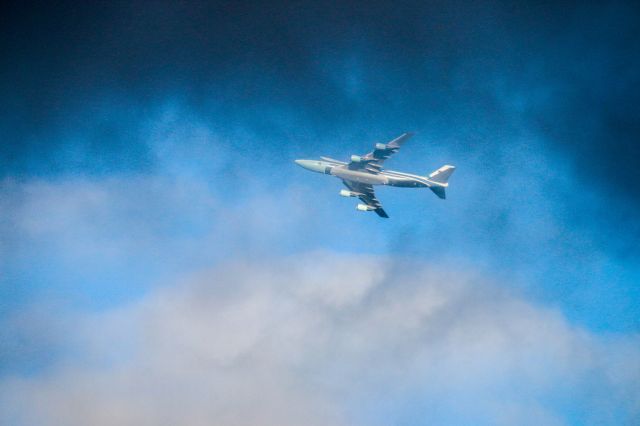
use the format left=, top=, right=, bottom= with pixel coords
left=342, top=180, right=389, bottom=218
left=347, top=132, right=413, bottom=173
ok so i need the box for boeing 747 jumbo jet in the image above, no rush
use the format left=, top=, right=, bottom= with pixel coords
left=295, top=133, right=454, bottom=218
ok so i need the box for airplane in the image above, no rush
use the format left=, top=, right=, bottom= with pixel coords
left=294, top=133, right=454, bottom=218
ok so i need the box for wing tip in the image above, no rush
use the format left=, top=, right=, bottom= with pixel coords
left=375, top=208, right=389, bottom=218
left=388, top=132, right=414, bottom=147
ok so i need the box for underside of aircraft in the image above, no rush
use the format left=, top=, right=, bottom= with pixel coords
left=295, top=133, right=455, bottom=218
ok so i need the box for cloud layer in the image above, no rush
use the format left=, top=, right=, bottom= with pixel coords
left=1, top=2, right=639, bottom=424
left=1, top=253, right=638, bottom=425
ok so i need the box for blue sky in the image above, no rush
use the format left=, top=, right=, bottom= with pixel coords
left=1, top=1, right=639, bottom=424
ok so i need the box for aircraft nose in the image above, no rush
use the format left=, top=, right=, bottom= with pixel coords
left=295, top=159, right=323, bottom=173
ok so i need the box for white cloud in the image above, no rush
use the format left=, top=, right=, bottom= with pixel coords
left=1, top=122, right=638, bottom=425
left=1, top=253, right=638, bottom=425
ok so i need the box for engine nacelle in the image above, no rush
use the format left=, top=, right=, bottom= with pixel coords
left=356, top=204, right=375, bottom=212
left=350, top=155, right=363, bottom=162
left=340, top=189, right=357, bottom=197
left=375, top=143, right=388, bottom=150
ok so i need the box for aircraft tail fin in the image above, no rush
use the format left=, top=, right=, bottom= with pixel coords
left=428, top=165, right=455, bottom=184
left=427, top=165, right=455, bottom=199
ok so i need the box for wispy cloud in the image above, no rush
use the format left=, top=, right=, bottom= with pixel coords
left=1, top=2, right=639, bottom=424
left=1, top=253, right=638, bottom=425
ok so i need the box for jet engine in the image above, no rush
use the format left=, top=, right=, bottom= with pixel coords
left=350, top=155, right=364, bottom=162
left=356, top=204, right=375, bottom=212
left=375, top=143, right=387, bottom=150
left=340, top=189, right=357, bottom=197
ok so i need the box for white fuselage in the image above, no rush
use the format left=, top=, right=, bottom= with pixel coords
left=332, top=166, right=433, bottom=187
left=294, top=159, right=436, bottom=188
